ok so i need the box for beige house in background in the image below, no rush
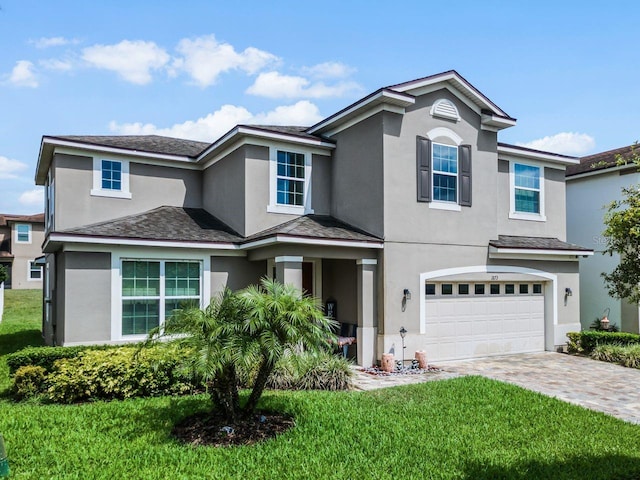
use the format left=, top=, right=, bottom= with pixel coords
left=35, top=70, right=591, bottom=365
left=0, top=213, right=45, bottom=289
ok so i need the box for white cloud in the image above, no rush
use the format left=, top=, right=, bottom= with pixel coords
left=109, top=101, right=323, bottom=143
left=82, top=40, right=170, bottom=85
left=0, top=156, right=28, bottom=179
left=39, top=58, right=73, bottom=72
left=301, top=61, right=356, bottom=79
left=30, top=36, right=80, bottom=48
left=517, top=132, right=596, bottom=156
left=170, top=35, right=279, bottom=87
left=6, top=60, right=38, bottom=88
left=246, top=71, right=361, bottom=99
left=18, top=189, right=44, bottom=207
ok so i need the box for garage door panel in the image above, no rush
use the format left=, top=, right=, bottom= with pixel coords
left=425, top=285, right=545, bottom=362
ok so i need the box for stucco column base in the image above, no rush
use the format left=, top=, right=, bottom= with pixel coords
left=275, top=256, right=303, bottom=292
left=357, top=326, right=377, bottom=367
left=554, top=322, right=581, bottom=348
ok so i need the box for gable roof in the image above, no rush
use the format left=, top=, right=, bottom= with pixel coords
left=566, top=143, right=639, bottom=177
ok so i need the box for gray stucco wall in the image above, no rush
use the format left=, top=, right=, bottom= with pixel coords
left=331, top=113, right=384, bottom=237
left=322, top=259, right=357, bottom=326
left=567, top=169, right=640, bottom=332
left=311, top=154, right=331, bottom=215
left=62, top=251, right=111, bottom=344
left=203, top=147, right=246, bottom=235
left=210, top=256, right=266, bottom=295
left=53, top=153, right=202, bottom=231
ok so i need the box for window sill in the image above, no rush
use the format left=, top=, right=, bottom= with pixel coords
left=91, top=189, right=132, bottom=199
left=429, top=201, right=461, bottom=212
left=509, top=212, right=547, bottom=222
left=267, top=204, right=314, bottom=215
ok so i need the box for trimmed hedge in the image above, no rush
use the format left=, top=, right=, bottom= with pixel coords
left=567, top=330, right=640, bottom=354
left=6, top=344, right=120, bottom=375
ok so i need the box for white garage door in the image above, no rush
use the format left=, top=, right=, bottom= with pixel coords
left=424, top=281, right=545, bottom=362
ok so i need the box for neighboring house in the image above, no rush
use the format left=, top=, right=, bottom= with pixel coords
left=566, top=144, right=640, bottom=334
left=35, top=70, right=591, bottom=365
left=0, top=213, right=45, bottom=289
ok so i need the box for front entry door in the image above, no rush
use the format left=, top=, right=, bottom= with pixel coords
left=302, top=262, right=313, bottom=296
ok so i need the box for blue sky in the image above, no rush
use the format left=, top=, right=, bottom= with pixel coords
left=1, top=0, right=640, bottom=214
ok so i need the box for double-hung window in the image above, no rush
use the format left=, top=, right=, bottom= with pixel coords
left=510, top=162, right=545, bottom=220
left=91, top=158, right=131, bottom=199
left=432, top=143, right=458, bottom=203
left=121, top=260, right=201, bottom=336
left=268, top=147, right=313, bottom=215
left=29, top=261, right=42, bottom=280
left=16, top=224, right=31, bottom=243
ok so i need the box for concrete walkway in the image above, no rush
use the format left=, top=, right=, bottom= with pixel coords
left=352, top=352, right=640, bottom=424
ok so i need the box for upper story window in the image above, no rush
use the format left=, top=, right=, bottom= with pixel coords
left=432, top=143, right=458, bottom=203
left=91, top=157, right=132, bottom=199
left=16, top=224, right=31, bottom=243
left=268, top=147, right=313, bottom=215
left=28, top=260, right=42, bottom=281
left=509, top=161, right=546, bottom=221
left=417, top=129, right=472, bottom=211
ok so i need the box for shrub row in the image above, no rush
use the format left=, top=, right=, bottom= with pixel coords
left=591, top=344, right=640, bottom=369
left=12, top=345, right=198, bottom=402
left=6, top=344, right=121, bottom=375
left=265, top=351, right=353, bottom=391
left=566, top=330, right=640, bottom=354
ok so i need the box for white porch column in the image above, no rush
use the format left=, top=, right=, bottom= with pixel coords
left=356, top=258, right=377, bottom=367
left=275, top=256, right=303, bottom=292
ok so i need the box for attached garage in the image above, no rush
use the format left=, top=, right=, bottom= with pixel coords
left=423, top=281, right=546, bottom=361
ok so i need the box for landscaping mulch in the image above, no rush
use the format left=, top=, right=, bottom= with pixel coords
left=172, top=410, right=295, bottom=447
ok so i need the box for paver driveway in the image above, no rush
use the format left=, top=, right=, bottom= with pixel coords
left=439, top=352, right=640, bottom=424
left=352, top=352, right=640, bottom=424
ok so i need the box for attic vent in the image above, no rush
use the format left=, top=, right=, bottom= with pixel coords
left=430, top=99, right=460, bottom=121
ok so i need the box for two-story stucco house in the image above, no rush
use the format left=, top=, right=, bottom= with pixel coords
left=35, top=70, right=591, bottom=365
left=566, top=144, right=640, bottom=334
left=0, top=213, right=45, bottom=289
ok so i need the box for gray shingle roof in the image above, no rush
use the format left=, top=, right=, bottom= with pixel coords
left=0, top=213, right=45, bottom=226
left=489, top=235, right=591, bottom=252
left=62, top=206, right=242, bottom=243
left=241, top=125, right=332, bottom=142
left=50, top=135, right=210, bottom=158
left=566, top=143, right=639, bottom=177
left=244, top=215, right=382, bottom=243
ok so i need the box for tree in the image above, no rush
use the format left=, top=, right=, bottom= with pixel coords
left=149, top=278, right=336, bottom=420
left=602, top=145, right=640, bottom=304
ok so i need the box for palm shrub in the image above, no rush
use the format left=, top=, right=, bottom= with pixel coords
left=150, top=278, right=337, bottom=420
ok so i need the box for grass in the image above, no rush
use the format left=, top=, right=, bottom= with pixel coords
left=1, top=289, right=640, bottom=479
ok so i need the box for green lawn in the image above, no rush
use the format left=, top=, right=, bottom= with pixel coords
left=1, top=289, right=639, bottom=479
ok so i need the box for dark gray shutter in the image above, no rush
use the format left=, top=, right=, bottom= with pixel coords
left=458, top=144, right=472, bottom=207
left=417, top=136, right=431, bottom=202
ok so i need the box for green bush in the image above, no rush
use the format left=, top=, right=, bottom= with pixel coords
left=566, top=330, right=640, bottom=354
left=265, top=351, right=353, bottom=391
left=6, top=344, right=119, bottom=375
left=592, top=343, right=640, bottom=368
left=12, top=365, right=48, bottom=399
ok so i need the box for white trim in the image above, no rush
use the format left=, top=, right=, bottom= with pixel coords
left=27, top=259, right=43, bottom=281
left=91, top=157, right=132, bottom=199
left=242, top=235, right=384, bottom=250
left=498, top=144, right=579, bottom=166
left=509, top=160, right=546, bottom=221
left=275, top=256, right=303, bottom=263
left=419, top=265, right=558, bottom=341
left=426, top=127, right=463, bottom=146
left=429, top=202, right=462, bottom=212
left=430, top=99, right=460, bottom=121
left=268, top=146, right=314, bottom=215
left=307, top=89, right=415, bottom=135
left=14, top=223, right=32, bottom=244
left=48, top=233, right=238, bottom=250
left=356, top=259, right=378, bottom=265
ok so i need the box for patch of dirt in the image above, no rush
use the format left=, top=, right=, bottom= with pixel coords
left=172, top=410, right=295, bottom=447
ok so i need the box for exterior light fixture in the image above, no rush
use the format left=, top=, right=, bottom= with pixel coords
left=399, top=327, right=407, bottom=368
left=403, top=289, right=411, bottom=300
left=565, top=287, right=573, bottom=296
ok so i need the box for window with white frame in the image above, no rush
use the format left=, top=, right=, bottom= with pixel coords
left=91, top=158, right=131, bottom=199
left=268, top=147, right=312, bottom=214
left=16, top=224, right=31, bottom=243
left=28, top=260, right=42, bottom=280
left=121, top=260, right=201, bottom=336
left=432, top=143, right=458, bottom=203
left=510, top=161, right=545, bottom=220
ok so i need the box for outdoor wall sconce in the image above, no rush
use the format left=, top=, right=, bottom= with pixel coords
left=565, top=288, right=573, bottom=296
left=403, top=289, right=411, bottom=300
left=401, top=289, right=411, bottom=312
